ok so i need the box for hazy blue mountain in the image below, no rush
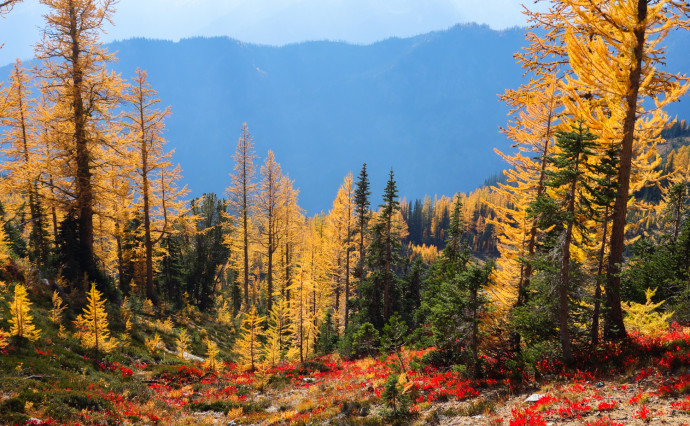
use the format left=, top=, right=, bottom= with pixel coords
left=3, top=24, right=689, bottom=213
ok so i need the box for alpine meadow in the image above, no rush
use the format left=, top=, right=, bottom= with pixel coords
left=2, top=1, right=690, bottom=425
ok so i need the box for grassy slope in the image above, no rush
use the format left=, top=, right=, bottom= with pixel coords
left=1, top=279, right=690, bottom=425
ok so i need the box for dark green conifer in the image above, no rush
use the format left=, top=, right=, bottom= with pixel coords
left=358, top=169, right=403, bottom=329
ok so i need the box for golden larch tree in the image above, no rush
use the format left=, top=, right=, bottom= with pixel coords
left=9, top=284, right=40, bottom=341
left=32, top=85, right=65, bottom=244
left=0, top=0, right=20, bottom=15
left=35, top=0, right=125, bottom=284
left=203, top=338, right=220, bottom=371
left=275, top=172, right=303, bottom=304
left=0, top=60, right=52, bottom=267
left=559, top=0, right=690, bottom=340
left=491, top=76, right=561, bottom=350
left=326, top=172, right=357, bottom=331
left=256, top=150, right=285, bottom=313
left=236, top=306, right=264, bottom=371
left=176, top=328, right=190, bottom=358
left=307, top=215, right=331, bottom=346
left=263, top=297, right=290, bottom=366
left=49, top=290, right=66, bottom=325
left=124, top=68, right=187, bottom=302
left=78, top=283, right=116, bottom=353
left=288, top=263, right=318, bottom=363
left=226, top=123, right=258, bottom=309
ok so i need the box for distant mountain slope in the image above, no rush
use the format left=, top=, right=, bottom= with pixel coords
left=3, top=24, right=689, bottom=212
left=104, top=24, right=527, bottom=212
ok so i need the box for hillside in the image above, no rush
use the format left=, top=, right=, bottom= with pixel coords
left=1, top=279, right=690, bottom=425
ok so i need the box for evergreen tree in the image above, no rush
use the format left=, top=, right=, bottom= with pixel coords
left=157, top=232, right=186, bottom=308
left=402, top=257, right=425, bottom=327
left=186, top=194, right=231, bottom=311
left=353, top=163, right=371, bottom=300
left=590, top=142, right=619, bottom=345
left=666, top=183, right=687, bottom=242
left=315, top=310, right=338, bottom=355
left=529, top=121, right=598, bottom=363
left=359, top=170, right=404, bottom=329
left=419, top=195, right=490, bottom=376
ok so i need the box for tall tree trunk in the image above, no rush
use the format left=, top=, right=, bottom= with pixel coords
left=384, top=216, right=391, bottom=321
left=243, top=201, right=249, bottom=308
left=345, top=233, right=351, bottom=329
left=115, top=222, right=125, bottom=293
left=285, top=240, right=291, bottom=307
left=69, top=3, right=94, bottom=267
left=605, top=0, right=647, bottom=341
left=559, top=175, right=577, bottom=365
left=592, top=206, right=609, bottom=346
left=140, top=95, right=155, bottom=303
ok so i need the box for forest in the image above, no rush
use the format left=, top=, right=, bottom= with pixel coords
left=1, top=0, right=690, bottom=425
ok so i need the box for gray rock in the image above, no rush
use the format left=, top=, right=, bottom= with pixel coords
left=524, top=393, right=546, bottom=403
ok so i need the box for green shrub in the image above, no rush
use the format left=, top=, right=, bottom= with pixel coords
left=419, top=348, right=445, bottom=368
left=339, top=321, right=380, bottom=359
left=381, top=374, right=412, bottom=422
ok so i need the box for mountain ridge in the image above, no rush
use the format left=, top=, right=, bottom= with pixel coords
left=2, top=23, right=688, bottom=213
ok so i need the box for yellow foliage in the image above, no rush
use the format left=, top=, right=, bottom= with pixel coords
left=0, top=329, right=8, bottom=349
left=176, top=328, right=190, bottom=357
left=155, top=318, right=174, bottom=334
left=226, top=407, right=243, bottom=421
left=73, top=314, right=87, bottom=340
left=49, top=291, right=66, bottom=325
left=235, top=306, right=264, bottom=371
left=203, top=338, right=220, bottom=371
left=623, top=288, right=673, bottom=336
left=145, top=333, right=163, bottom=355
left=119, top=317, right=133, bottom=347
left=263, top=298, right=289, bottom=366
left=217, top=300, right=232, bottom=325
left=406, top=243, right=439, bottom=264
left=0, top=227, right=10, bottom=267
left=9, top=284, right=40, bottom=341
left=120, top=296, right=132, bottom=324
left=142, top=299, right=154, bottom=315
left=55, top=324, right=67, bottom=339
left=78, top=283, right=116, bottom=353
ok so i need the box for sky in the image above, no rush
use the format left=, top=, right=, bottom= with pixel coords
left=0, top=0, right=542, bottom=66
